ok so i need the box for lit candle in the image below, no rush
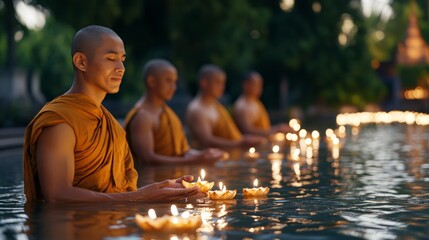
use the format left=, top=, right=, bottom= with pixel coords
left=270, top=132, right=286, bottom=147
left=242, top=179, right=270, bottom=198
left=244, top=147, right=260, bottom=160
left=207, top=182, right=237, bottom=200
left=267, top=145, right=284, bottom=160
left=182, top=169, right=214, bottom=192
left=135, top=206, right=202, bottom=232
left=287, top=146, right=300, bottom=161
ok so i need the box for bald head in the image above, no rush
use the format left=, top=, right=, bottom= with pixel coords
left=71, top=25, right=120, bottom=58
left=242, top=70, right=261, bottom=83
left=142, top=59, right=176, bottom=85
left=198, top=64, right=225, bottom=81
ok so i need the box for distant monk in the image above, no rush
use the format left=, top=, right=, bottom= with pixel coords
left=123, top=59, right=226, bottom=165
left=233, top=71, right=291, bottom=137
left=185, top=64, right=263, bottom=151
left=23, top=25, right=200, bottom=203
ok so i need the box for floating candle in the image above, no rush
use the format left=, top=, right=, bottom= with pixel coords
left=267, top=145, right=284, bottom=160
left=135, top=205, right=202, bottom=232
left=270, top=132, right=286, bottom=143
left=242, top=179, right=270, bottom=198
left=182, top=169, right=214, bottom=192
left=244, top=147, right=260, bottom=160
left=207, top=182, right=237, bottom=200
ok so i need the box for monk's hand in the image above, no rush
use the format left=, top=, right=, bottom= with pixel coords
left=241, top=135, right=265, bottom=148
left=134, top=179, right=201, bottom=203
left=271, top=123, right=293, bottom=133
left=198, top=148, right=225, bottom=163
left=175, top=175, right=194, bottom=184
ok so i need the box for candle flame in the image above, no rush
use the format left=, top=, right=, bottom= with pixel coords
left=249, top=147, right=256, bottom=154
left=222, top=185, right=227, bottom=191
left=197, top=176, right=201, bottom=182
left=171, top=204, right=179, bottom=216
left=181, top=211, right=190, bottom=218
left=272, top=145, right=280, bottom=153
left=311, top=130, right=320, bottom=139
left=200, top=169, right=206, bottom=181
left=219, top=181, right=223, bottom=190
left=253, top=179, right=259, bottom=187
left=148, top=209, right=157, bottom=219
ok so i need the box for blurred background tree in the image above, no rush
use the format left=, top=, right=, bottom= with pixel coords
left=2, top=0, right=426, bottom=126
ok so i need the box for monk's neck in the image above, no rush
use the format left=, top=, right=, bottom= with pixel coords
left=242, top=94, right=258, bottom=102
left=197, top=93, right=218, bottom=105
left=141, top=94, right=165, bottom=109
left=66, top=82, right=105, bottom=107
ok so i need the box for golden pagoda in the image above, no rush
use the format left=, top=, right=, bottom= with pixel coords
left=396, top=0, right=429, bottom=65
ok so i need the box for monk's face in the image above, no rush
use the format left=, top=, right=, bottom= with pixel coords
left=84, top=34, right=126, bottom=94
left=150, top=66, right=178, bottom=101
left=206, top=72, right=226, bottom=99
left=244, top=73, right=263, bottom=98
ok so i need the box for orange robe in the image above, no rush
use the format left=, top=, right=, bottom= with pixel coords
left=253, top=99, right=271, bottom=130
left=23, top=94, right=138, bottom=202
left=213, top=102, right=242, bottom=140
left=123, top=105, right=190, bottom=158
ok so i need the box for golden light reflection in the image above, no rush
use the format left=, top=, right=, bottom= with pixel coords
left=336, top=111, right=429, bottom=126
left=271, top=159, right=283, bottom=188
left=293, top=162, right=301, bottom=180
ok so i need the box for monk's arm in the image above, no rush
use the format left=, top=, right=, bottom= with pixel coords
left=234, top=105, right=271, bottom=136
left=36, top=123, right=199, bottom=202
left=186, top=109, right=243, bottom=149
left=129, top=111, right=203, bottom=164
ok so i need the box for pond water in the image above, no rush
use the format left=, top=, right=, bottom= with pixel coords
left=0, top=123, right=428, bottom=239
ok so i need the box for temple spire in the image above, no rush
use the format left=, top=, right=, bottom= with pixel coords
left=396, top=0, right=429, bottom=65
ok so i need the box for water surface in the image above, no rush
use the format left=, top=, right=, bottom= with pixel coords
left=0, top=124, right=428, bottom=239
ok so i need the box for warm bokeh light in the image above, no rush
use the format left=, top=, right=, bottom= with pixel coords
left=404, top=87, right=428, bottom=99
left=280, top=0, right=294, bottom=12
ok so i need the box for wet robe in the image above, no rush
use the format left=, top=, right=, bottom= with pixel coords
left=123, top=105, right=190, bottom=158
left=253, top=99, right=271, bottom=130
left=23, top=94, right=138, bottom=202
left=213, top=102, right=242, bottom=140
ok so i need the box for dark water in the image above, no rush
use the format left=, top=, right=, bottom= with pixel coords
left=0, top=124, right=428, bottom=239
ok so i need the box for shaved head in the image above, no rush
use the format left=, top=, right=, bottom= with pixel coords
left=71, top=25, right=120, bottom=58
left=242, top=70, right=261, bottom=83
left=198, top=64, right=225, bottom=81
left=142, top=59, right=176, bottom=85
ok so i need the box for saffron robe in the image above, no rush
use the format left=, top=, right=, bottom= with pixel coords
left=123, top=105, right=190, bottom=157
left=253, top=99, right=271, bottom=130
left=23, top=94, right=138, bottom=202
left=213, top=102, right=242, bottom=140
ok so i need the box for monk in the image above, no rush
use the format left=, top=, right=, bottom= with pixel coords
left=23, top=25, right=200, bottom=203
left=185, top=64, right=263, bottom=150
left=123, top=59, right=226, bottom=165
left=233, top=71, right=291, bottom=137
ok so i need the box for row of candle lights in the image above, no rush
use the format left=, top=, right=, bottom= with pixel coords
left=136, top=169, right=270, bottom=232
left=136, top=111, right=429, bottom=233
left=336, top=111, right=429, bottom=126
left=135, top=118, right=347, bottom=232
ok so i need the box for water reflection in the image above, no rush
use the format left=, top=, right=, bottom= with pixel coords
left=0, top=124, right=429, bottom=239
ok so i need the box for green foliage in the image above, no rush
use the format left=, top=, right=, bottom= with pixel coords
left=398, top=65, right=429, bottom=89
left=15, top=18, right=74, bottom=100
left=258, top=0, right=384, bottom=109
left=1, top=0, right=394, bottom=112
left=168, top=0, right=271, bottom=95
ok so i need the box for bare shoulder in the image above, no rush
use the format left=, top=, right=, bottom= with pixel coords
left=233, top=97, right=247, bottom=113
left=130, top=107, right=157, bottom=130
left=37, top=122, right=75, bottom=153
